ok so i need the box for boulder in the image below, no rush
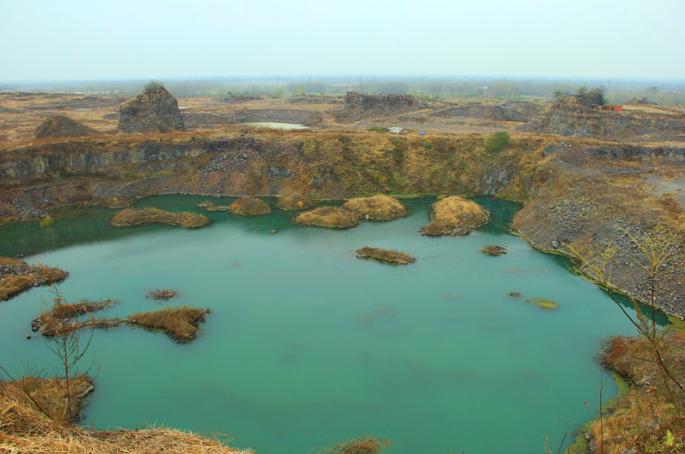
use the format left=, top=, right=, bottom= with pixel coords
left=117, top=83, right=185, bottom=133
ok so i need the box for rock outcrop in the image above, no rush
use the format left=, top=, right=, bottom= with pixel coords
left=33, top=115, right=95, bottom=139
left=118, top=84, right=185, bottom=133
left=520, top=95, right=685, bottom=140
left=344, top=92, right=426, bottom=116
left=421, top=196, right=490, bottom=236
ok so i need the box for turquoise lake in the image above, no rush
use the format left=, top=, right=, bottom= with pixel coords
left=0, top=196, right=635, bottom=453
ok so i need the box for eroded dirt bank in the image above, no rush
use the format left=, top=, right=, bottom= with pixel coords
left=1, top=130, right=684, bottom=317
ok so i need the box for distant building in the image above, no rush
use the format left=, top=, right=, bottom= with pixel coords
left=592, top=104, right=623, bottom=112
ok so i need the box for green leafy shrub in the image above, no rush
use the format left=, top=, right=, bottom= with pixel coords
left=485, top=131, right=511, bottom=153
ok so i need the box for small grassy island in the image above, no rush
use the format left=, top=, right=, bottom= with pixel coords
left=277, top=192, right=313, bottom=211
left=482, top=245, right=507, bottom=256
left=128, top=307, right=210, bottom=343
left=421, top=196, right=490, bottom=237
left=342, top=195, right=408, bottom=221
left=294, top=206, right=361, bottom=229
left=228, top=196, right=272, bottom=216
left=355, top=247, right=416, bottom=265
left=198, top=200, right=230, bottom=212
left=33, top=299, right=210, bottom=343
left=0, top=257, right=68, bottom=302
left=526, top=298, right=559, bottom=311
left=111, top=208, right=209, bottom=229
left=147, top=289, right=179, bottom=301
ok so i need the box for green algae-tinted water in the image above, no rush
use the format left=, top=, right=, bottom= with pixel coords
left=0, top=196, right=634, bottom=453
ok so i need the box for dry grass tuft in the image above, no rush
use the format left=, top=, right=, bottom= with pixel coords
left=421, top=196, right=490, bottom=236
left=342, top=195, right=407, bottom=221
left=320, top=437, right=391, bottom=454
left=111, top=208, right=209, bottom=229
left=1, top=376, right=94, bottom=426
left=578, top=333, right=685, bottom=454
left=128, top=306, right=210, bottom=342
left=228, top=197, right=272, bottom=216
left=0, top=378, right=249, bottom=453
left=294, top=206, right=360, bottom=229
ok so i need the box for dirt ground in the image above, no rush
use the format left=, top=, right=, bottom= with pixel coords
left=0, top=93, right=529, bottom=148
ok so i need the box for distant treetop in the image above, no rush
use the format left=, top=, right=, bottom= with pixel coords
left=144, top=81, right=165, bottom=91
left=575, top=86, right=606, bottom=106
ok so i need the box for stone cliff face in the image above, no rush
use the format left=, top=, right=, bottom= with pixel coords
left=520, top=99, right=685, bottom=141
left=343, top=92, right=426, bottom=116
left=118, top=85, right=185, bottom=133
left=514, top=144, right=685, bottom=317
left=0, top=132, right=538, bottom=221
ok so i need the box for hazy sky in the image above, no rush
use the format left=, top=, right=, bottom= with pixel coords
left=1, top=0, right=684, bottom=82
